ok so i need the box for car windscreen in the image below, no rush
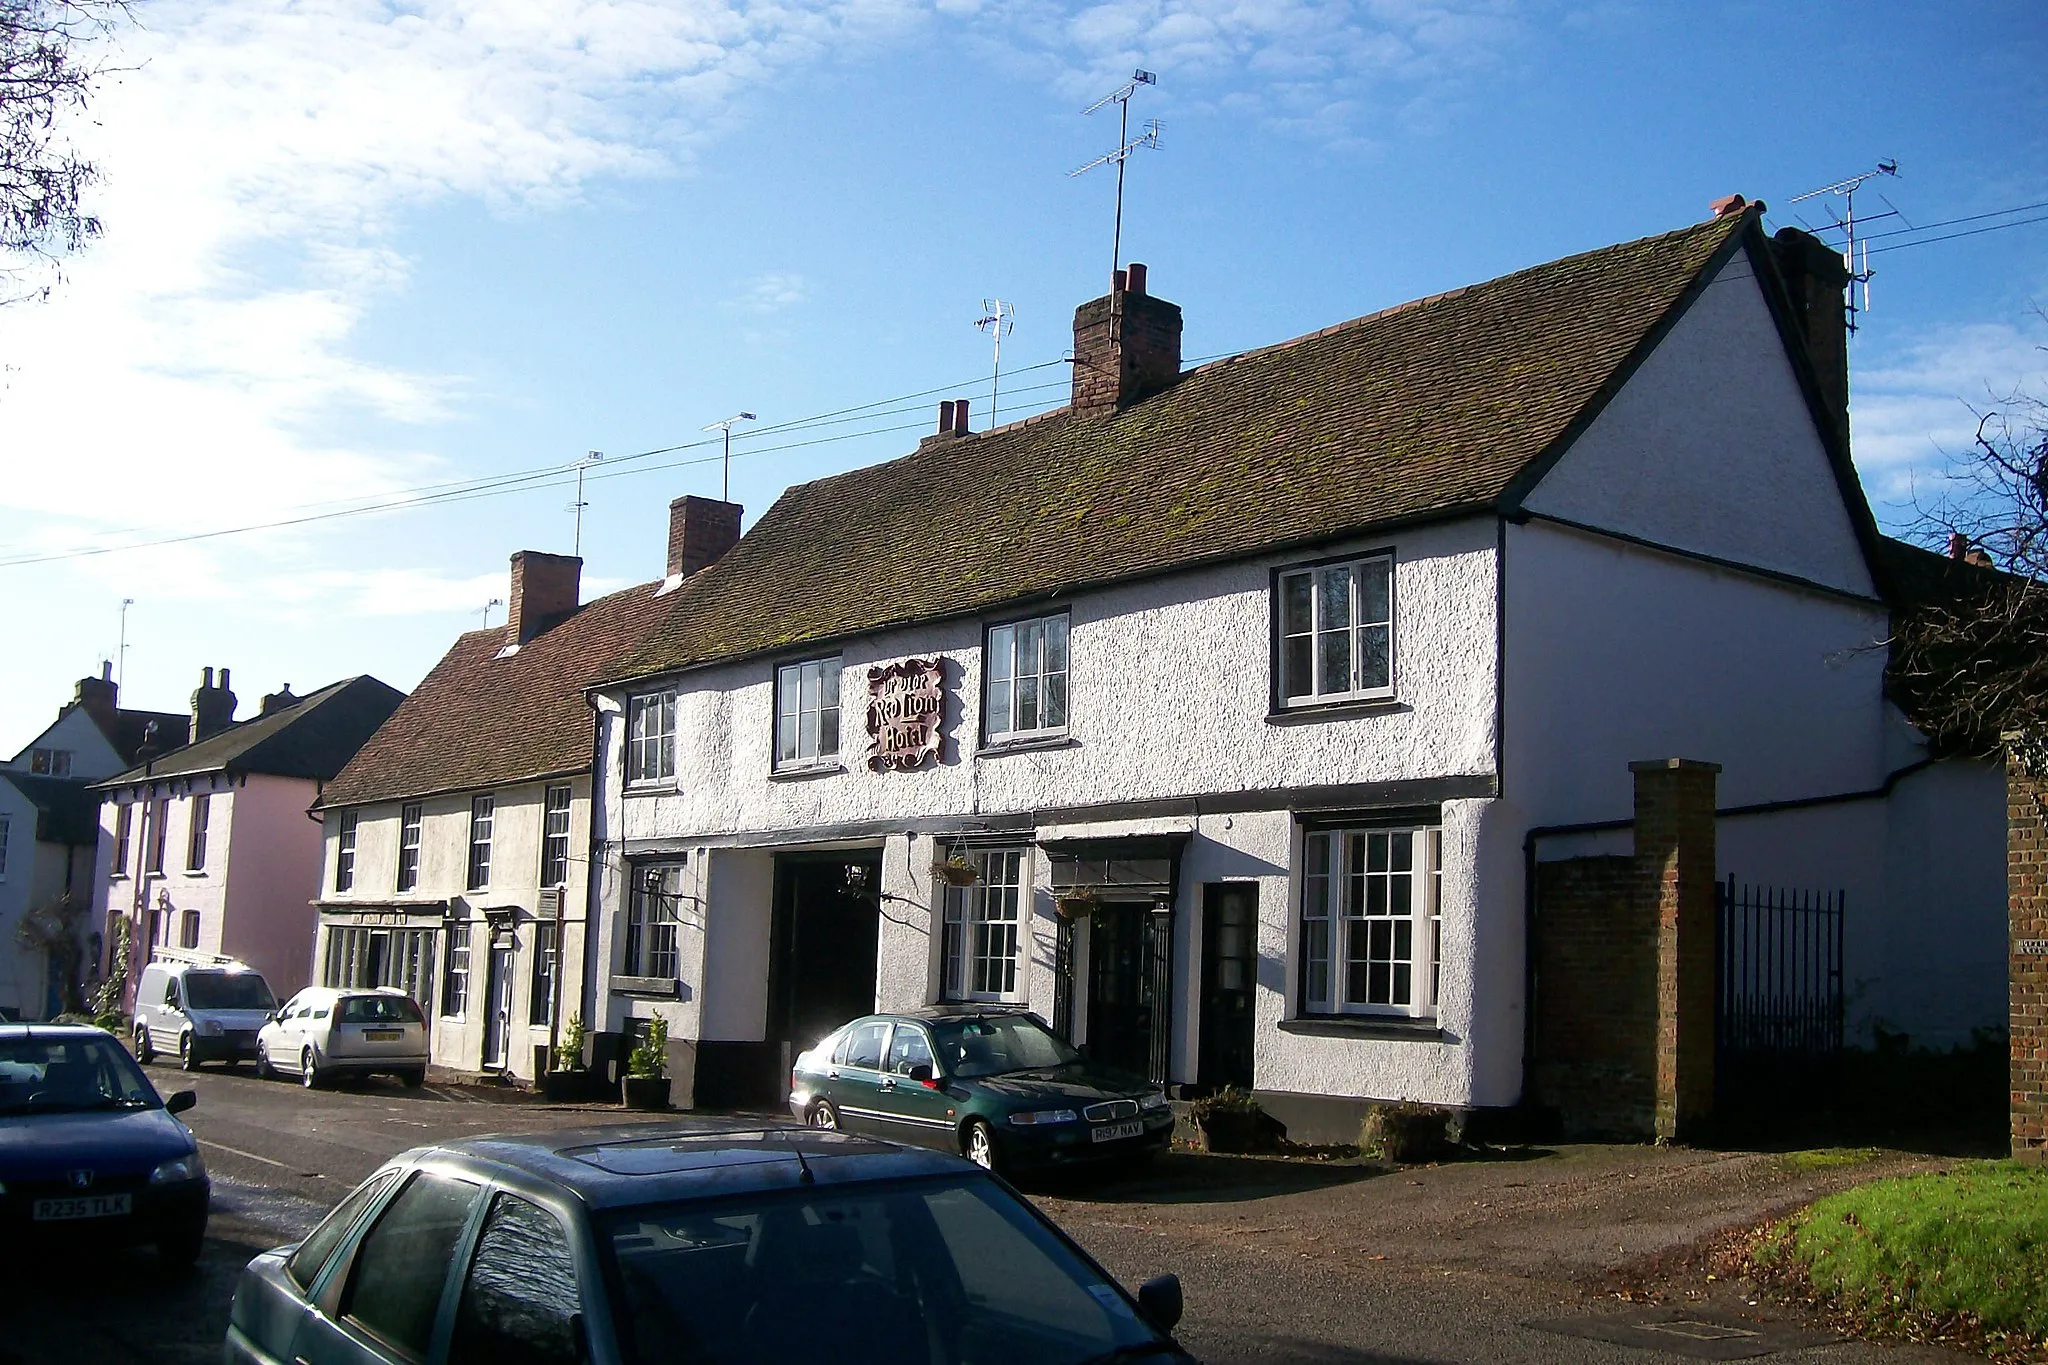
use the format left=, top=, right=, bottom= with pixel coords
left=182, top=971, right=276, bottom=1011
left=0, top=1035, right=158, bottom=1115
left=602, top=1173, right=1164, bottom=1365
left=337, top=995, right=424, bottom=1025
left=929, top=1015, right=1081, bottom=1079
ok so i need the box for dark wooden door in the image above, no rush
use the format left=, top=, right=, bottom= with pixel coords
left=1199, top=883, right=1257, bottom=1089
left=1087, top=902, right=1153, bottom=1077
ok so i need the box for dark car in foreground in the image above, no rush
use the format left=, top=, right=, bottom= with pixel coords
left=227, top=1120, right=1193, bottom=1365
left=0, top=1023, right=209, bottom=1265
left=790, top=1008, right=1175, bottom=1173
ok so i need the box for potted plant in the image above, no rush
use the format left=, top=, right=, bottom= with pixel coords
left=1188, top=1086, right=1270, bottom=1154
left=622, top=1015, right=671, bottom=1111
left=542, top=1013, right=589, bottom=1103
left=1360, top=1101, right=1451, bottom=1163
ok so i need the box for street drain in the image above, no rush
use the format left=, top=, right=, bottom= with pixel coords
left=1524, top=1308, right=1836, bottom=1360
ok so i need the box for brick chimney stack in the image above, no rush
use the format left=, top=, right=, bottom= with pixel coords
left=506, top=550, right=582, bottom=647
left=1769, top=227, right=1851, bottom=440
left=667, top=496, right=743, bottom=581
left=191, top=666, right=237, bottom=741
left=260, top=684, right=299, bottom=716
left=75, top=661, right=117, bottom=731
left=1071, top=262, right=1182, bottom=417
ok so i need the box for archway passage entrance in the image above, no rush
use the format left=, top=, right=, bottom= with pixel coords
left=761, top=851, right=883, bottom=1101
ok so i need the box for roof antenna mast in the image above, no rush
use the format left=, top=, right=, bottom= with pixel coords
left=1070, top=70, right=1160, bottom=281
left=1788, top=160, right=1901, bottom=336
left=976, top=300, right=1015, bottom=427
left=569, top=451, right=603, bottom=558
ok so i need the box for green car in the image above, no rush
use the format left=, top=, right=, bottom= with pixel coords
left=790, top=1007, right=1175, bottom=1173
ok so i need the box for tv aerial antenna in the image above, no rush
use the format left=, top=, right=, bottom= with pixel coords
left=479, top=597, right=504, bottom=629
left=702, top=413, right=757, bottom=502
left=568, top=451, right=603, bottom=557
left=1069, top=70, right=1161, bottom=281
left=1788, top=160, right=1901, bottom=336
left=976, top=300, right=1015, bottom=428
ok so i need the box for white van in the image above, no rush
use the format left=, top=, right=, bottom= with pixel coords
left=133, top=959, right=279, bottom=1070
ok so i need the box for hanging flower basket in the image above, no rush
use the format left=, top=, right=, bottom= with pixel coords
left=1054, top=889, right=1101, bottom=921
left=934, top=856, right=980, bottom=888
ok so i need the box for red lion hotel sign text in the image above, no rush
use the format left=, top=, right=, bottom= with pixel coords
left=867, top=658, right=945, bottom=772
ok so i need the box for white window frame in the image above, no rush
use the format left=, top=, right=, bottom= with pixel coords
left=774, top=657, right=843, bottom=770
left=29, top=747, right=71, bottom=776
left=626, top=690, right=677, bottom=786
left=1297, top=824, right=1439, bottom=1019
left=540, top=785, right=571, bottom=888
left=983, top=613, right=1069, bottom=744
left=186, top=793, right=210, bottom=871
left=179, top=909, right=201, bottom=950
left=529, top=921, right=559, bottom=1026
left=625, top=863, right=682, bottom=980
left=467, top=794, right=494, bottom=891
left=940, top=847, right=1028, bottom=1002
left=1277, top=554, right=1395, bottom=707
left=148, top=798, right=168, bottom=874
left=111, top=804, right=131, bottom=878
left=335, top=810, right=358, bottom=892
left=396, top=802, right=423, bottom=893
left=443, top=922, right=472, bottom=1018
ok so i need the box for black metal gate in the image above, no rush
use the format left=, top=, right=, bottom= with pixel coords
left=1715, top=876, right=1845, bottom=1113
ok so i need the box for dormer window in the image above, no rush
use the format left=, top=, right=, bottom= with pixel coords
left=28, top=747, right=71, bottom=776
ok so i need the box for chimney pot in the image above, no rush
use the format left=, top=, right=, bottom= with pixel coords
left=1112, top=268, right=1127, bottom=294
left=952, top=398, right=970, bottom=435
left=937, top=400, right=955, bottom=434
left=190, top=666, right=237, bottom=741
left=1711, top=193, right=1748, bottom=219
left=506, top=550, right=582, bottom=646
left=202, top=666, right=214, bottom=689
left=219, top=667, right=230, bottom=691
left=667, top=495, right=743, bottom=580
left=1125, top=262, right=1147, bottom=296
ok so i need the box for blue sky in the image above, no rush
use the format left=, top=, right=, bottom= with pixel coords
left=1, top=0, right=2043, bottom=745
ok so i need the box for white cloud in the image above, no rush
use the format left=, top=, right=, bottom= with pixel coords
left=731, top=270, right=810, bottom=313
left=1851, top=314, right=2048, bottom=509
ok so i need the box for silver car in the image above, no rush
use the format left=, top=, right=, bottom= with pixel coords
left=257, top=987, right=429, bottom=1089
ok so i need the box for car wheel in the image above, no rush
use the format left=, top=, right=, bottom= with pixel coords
left=157, top=1217, right=206, bottom=1272
left=400, top=1068, right=425, bottom=1089
left=133, top=1025, right=155, bottom=1064
left=963, top=1118, right=997, bottom=1171
left=178, top=1033, right=201, bottom=1071
left=807, top=1099, right=840, bottom=1130
left=300, top=1047, right=321, bottom=1090
left=256, top=1041, right=275, bottom=1080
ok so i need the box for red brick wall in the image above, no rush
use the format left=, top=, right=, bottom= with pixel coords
left=666, top=496, right=742, bottom=579
left=2012, top=759, right=2047, bottom=1163
left=1632, top=759, right=1720, bottom=1141
left=1532, top=855, right=1658, bottom=1137
left=1070, top=287, right=1182, bottom=416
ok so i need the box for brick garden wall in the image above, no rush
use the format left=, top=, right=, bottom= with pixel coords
left=2013, top=760, right=2047, bottom=1163
left=1531, top=855, right=1658, bottom=1137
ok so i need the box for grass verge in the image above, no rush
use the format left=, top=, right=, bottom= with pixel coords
left=1746, top=1161, right=2048, bottom=1359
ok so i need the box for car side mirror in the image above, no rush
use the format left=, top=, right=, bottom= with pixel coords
left=165, top=1090, right=197, bottom=1115
left=1137, top=1273, right=1182, bottom=1331
left=908, top=1063, right=936, bottom=1087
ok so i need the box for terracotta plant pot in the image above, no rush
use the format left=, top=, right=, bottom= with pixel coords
left=622, top=1074, right=671, bottom=1111
left=541, top=1069, right=588, bottom=1104
left=1196, top=1109, right=1263, bottom=1154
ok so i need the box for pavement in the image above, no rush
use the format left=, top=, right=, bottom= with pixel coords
left=0, top=1060, right=1990, bottom=1365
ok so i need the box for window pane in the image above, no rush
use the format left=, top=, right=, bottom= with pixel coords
left=819, top=700, right=840, bottom=757
left=776, top=712, right=798, bottom=764
left=450, top=1195, right=582, bottom=1365
left=1041, top=670, right=1067, bottom=729
left=1317, top=626, right=1351, bottom=696
left=987, top=676, right=1011, bottom=736
left=1304, top=920, right=1330, bottom=1008
left=1045, top=615, right=1068, bottom=673
left=799, top=703, right=821, bottom=760
left=1016, top=619, right=1041, bottom=680
left=1358, top=624, right=1392, bottom=691
left=289, top=1171, right=398, bottom=1291
left=1015, top=674, right=1039, bottom=732
left=988, top=626, right=1014, bottom=683
left=800, top=662, right=821, bottom=713
left=1360, top=558, right=1392, bottom=625
left=1283, top=636, right=1313, bottom=700
left=345, top=1173, right=479, bottom=1357
left=844, top=1022, right=888, bottom=1070
left=777, top=666, right=799, bottom=718
left=1282, top=573, right=1312, bottom=635
left=1318, top=565, right=1352, bottom=630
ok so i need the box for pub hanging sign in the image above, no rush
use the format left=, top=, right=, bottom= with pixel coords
left=867, top=658, right=945, bottom=772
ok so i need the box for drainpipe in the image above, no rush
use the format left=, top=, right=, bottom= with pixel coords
left=568, top=692, right=606, bottom=1071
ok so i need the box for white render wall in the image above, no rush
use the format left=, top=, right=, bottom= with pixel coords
left=5, top=706, right=129, bottom=781
left=594, top=517, right=1505, bottom=1107
left=1522, top=248, right=1876, bottom=598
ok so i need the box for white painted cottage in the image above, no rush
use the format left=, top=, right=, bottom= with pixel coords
left=580, top=207, right=2007, bottom=1139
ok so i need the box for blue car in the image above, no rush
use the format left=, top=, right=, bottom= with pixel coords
left=0, top=1023, right=210, bottom=1265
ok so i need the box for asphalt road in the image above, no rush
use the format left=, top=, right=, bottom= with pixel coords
left=0, top=1061, right=1979, bottom=1365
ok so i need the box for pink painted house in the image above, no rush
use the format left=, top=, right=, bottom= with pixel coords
left=94, top=669, right=404, bottom=1003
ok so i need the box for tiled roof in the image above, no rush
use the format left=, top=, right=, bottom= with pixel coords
left=612, top=211, right=1750, bottom=683
left=100, top=709, right=190, bottom=765
left=0, top=772, right=100, bottom=846
left=98, top=676, right=405, bottom=787
left=316, top=581, right=673, bottom=809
